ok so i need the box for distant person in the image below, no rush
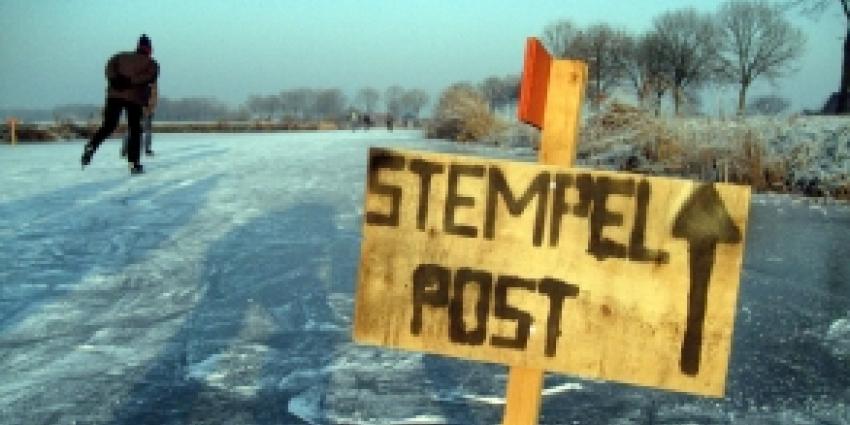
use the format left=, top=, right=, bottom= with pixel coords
left=386, top=114, right=394, bottom=132
left=82, top=34, right=159, bottom=175
left=362, top=113, right=372, bottom=131
left=350, top=111, right=358, bottom=132
left=121, top=81, right=158, bottom=158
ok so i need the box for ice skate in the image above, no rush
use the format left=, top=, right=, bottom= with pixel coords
left=81, top=144, right=95, bottom=169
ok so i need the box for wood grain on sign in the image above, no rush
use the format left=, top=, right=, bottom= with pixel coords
left=353, top=147, right=751, bottom=397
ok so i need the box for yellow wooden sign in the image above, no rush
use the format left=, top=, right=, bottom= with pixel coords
left=353, top=147, right=750, bottom=397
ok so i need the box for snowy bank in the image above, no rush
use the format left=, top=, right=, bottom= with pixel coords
left=573, top=104, right=850, bottom=199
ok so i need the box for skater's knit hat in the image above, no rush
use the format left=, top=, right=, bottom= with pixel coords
left=137, top=34, right=152, bottom=53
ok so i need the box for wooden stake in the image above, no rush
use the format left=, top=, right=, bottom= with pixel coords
left=501, top=366, right=545, bottom=425
left=7, top=118, right=17, bottom=145
left=538, top=59, right=587, bottom=168
left=503, top=39, right=587, bottom=425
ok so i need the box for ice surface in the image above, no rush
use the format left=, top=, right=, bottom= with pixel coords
left=0, top=130, right=848, bottom=424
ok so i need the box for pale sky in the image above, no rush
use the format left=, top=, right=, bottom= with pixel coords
left=0, top=0, right=845, bottom=113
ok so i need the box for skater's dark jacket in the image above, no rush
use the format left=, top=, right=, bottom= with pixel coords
left=105, top=50, right=159, bottom=106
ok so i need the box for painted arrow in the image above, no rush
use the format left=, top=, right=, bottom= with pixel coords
left=672, top=184, right=742, bottom=376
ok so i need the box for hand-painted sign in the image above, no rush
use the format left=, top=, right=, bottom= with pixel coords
left=353, top=147, right=750, bottom=396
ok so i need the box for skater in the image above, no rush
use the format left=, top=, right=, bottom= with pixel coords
left=362, top=113, right=372, bottom=131
left=121, top=81, right=158, bottom=157
left=82, top=34, right=159, bottom=174
left=386, top=114, right=394, bottom=132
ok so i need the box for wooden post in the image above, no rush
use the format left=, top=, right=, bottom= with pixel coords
left=537, top=59, right=587, bottom=167
left=7, top=117, right=17, bottom=145
left=501, top=366, right=545, bottom=425
left=503, top=38, right=587, bottom=425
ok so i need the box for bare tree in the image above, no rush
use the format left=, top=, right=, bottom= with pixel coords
left=247, top=95, right=270, bottom=119
left=399, top=89, right=429, bottom=120
left=542, top=19, right=580, bottom=58
left=502, top=75, right=521, bottom=104
left=717, top=0, right=805, bottom=115
left=279, top=90, right=300, bottom=120
left=570, top=24, right=632, bottom=109
left=280, top=88, right=316, bottom=120
left=543, top=21, right=637, bottom=110
left=355, top=87, right=380, bottom=114
left=622, top=32, right=672, bottom=114
left=248, top=95, right=281, bottom=119
left=787, top=0, right=849, bottom=113
left=226, top=106, right=251, bottom=121
left=384, top=85, right=404, bottom=117
left=478, top=76, right=504, bottom=112
left=266, top=95, right=282, bottom=119
left=651, top=8, right=721, bottom=115
left=478, top=75, right=520, bottom=113
left=315, top=89, right=347, bottom=120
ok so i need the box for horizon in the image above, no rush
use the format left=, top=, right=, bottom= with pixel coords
left=1, top=0, right=846, bottom=114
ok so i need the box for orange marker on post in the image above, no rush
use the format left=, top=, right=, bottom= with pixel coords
left=518, top=37, right=587, bottom=167
left=502, top=37, right=587, bottom=425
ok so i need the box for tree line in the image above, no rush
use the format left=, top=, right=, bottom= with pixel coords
left=427, top=0, right=828, bottom=142
left=46, top=98, right=243, bottom=122
left=540, top=0, right=807, bottom=116
left=431, top=0, right=835, bottom=121
left=246, top=86, right=429, bottom=121
left=46, top=86, right=430, bottom=123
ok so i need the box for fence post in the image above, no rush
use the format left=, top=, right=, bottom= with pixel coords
left=6, top=117, right=18, bottom=145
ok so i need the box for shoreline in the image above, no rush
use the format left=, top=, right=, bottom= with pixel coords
left=0, top=120, right=379, bottom=141
left=3, top=119, right=848, bottom=202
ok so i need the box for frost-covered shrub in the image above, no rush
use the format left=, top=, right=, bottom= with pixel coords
left=426, top=84, right=497, bottom=142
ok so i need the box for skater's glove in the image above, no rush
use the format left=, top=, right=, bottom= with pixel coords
left=110, top=74, right=132, bottom=89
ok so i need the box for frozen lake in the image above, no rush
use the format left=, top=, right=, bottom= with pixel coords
left=1, top=130, right=849, bottom=424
